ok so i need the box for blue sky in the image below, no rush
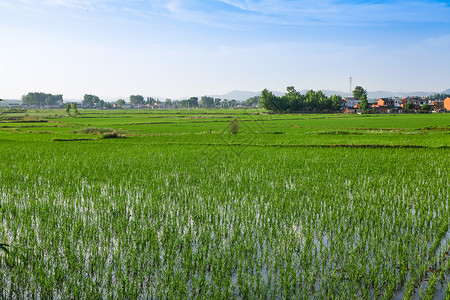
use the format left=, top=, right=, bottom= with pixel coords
left=1, top=0, right=449, bottom=100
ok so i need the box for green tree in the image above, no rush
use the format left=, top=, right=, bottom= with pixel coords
left=421, top=104, right=431, bottom=112
left=22, top=92, right=63, bottom=106
left=404, top=103, right=415, bottom=112
left=179, top=97, right=198, bottom=108
left=285, top=86, right=302, bottom=112
left=261, top=87, right=342, bottom=113
left=331, top=95, right=343, bottom=112
left=72, top=103, right=79, bottom=114
left=305, top=90, right=322, bottom=111
left=130, top=95, right=144, bottom=105
left=222, top=99, right=228, bottom=108
left=116, top=99, right=125, bottom=108
left=261, top=89, right=280, bottom=111
left=315, top=90, right=327, bottom=111
left=82, top=94, right=101, bottom=107
left=353, top=86, right=367, bottom=99
left=214, top=98, right=221, bottom=107
left=188, top=97, right=198, bottom=108
left=65, top=103, right=71, bottom=114
left=200, top=96, right=214, bottom=108
left=179, top=99, right=187, bottom=108
left=245, top=96, right=259, bottom=107
left=359, top=94, right=369, bottom=112
left=427, top=93, right=450, bottom=101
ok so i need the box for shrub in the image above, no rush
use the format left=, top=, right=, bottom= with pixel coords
left=230, top=118, right=239, bottom=134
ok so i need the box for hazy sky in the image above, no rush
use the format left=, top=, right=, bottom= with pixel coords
left=1, top=0, right=449, bottom=100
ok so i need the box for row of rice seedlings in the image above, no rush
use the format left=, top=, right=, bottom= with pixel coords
left=402, top=222, right=449, bottom=299
left=0, top=141, right=448, bottom=298
left=426, top=240, right=450, bottom=299
left=447, top=281, right=450, bottom=300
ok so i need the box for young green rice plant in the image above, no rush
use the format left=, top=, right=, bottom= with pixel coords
left=446, top=281, right=450, bottom=300
left=423, top=272, right=438, bottom=300
left=0, top=114, right=449, bottom=298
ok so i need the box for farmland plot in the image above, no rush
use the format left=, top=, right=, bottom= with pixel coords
left=0, top=110, right=449, bottom=299
left=0, top=141, right=448, bottom=299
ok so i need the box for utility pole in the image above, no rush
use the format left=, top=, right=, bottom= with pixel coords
left=349, top=76, right=352, bottom=97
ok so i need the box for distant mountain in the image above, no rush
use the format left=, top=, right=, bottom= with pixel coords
left=3, top=88, right=449, bottom=106
left=208, top=89, right=350, bottom=101
left=368, top=89, right=449, bottom=99
left=0, top=99, right=21, bottom=107
left=368, top=91, right=434, bottom=99
left=299, top=89, right=352, bottom=97
left=207, top=90, right=264, bottom=101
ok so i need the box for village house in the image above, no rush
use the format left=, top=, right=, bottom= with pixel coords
left=402, top=97, right=427, bottom=107
left=344, top=102, right=361, bottom=114
left=343, top=97, right=360, bottom=108
left=443, top=97, right=450, bottom=111
left=376, top=98, right=394, bottom=107
left=371, top=98, right=394, bottom=113
left=392, top=97, right=402, bottom=107
left=342, top=97, right=361, bottom=113
left=427, top=100, right=443, bottom=113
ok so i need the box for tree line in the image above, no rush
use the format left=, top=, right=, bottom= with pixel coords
left=22, top=93, right=63, bottom=106
left=17, top=89, right=450, bottom=111
left=178, top=97, right=240, bottom=108
left=426, top=93, right=450, bottom=101
left=260, top=87, right=343, bottom=112
left=20, top=92, right=258, bottom=109
left=81, top=94, right=249, bottom=109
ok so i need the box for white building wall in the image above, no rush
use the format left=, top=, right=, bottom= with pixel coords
left=392, top=97, right=402, bottom=107
left=346, top=99, right=360, bottom=107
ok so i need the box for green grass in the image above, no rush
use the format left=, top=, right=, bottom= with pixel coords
left=0, top=109, right=449, bottom=298
left=2, top=110, right=450, bottom=146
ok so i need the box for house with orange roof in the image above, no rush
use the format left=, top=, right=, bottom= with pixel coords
left=371, top=98, right=395, bottom=113
left=375, top=98, right=394, bottom=107
left=444, top=97, right=450, bottom=111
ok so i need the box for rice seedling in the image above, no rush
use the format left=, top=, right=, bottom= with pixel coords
left=0, top=110, right=448, bottom=298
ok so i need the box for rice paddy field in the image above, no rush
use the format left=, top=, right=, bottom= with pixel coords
left=0, top=109, right=449, bottom=299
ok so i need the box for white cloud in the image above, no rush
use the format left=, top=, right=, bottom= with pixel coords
left=6, top=0, right=450, bottom=28
left=165, top=1, right=180, bottom=13
left=210, top=0, right=450, bottom=27
left=425, top=34, right=450, bottom=47
left=215, top=0, right=249, bottom=11
left=1, top=0, right=449, bottom=98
